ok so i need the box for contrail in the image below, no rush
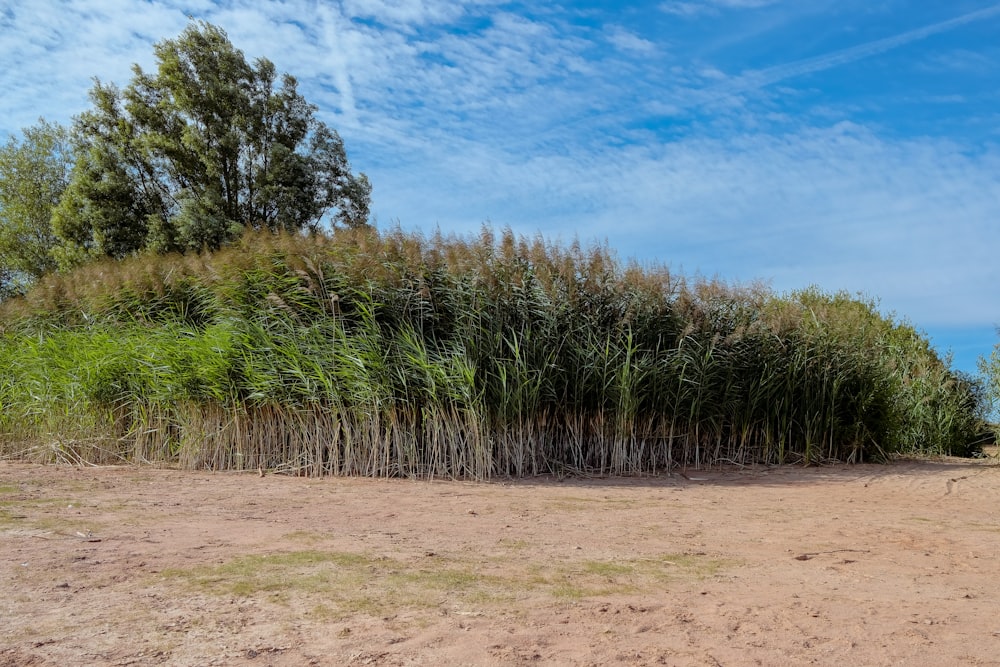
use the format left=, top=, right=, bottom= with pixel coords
left=590, top=2, right=1000, bottom=132
left=725, top=2, right=1000, bottom=94
left=468, top=2, right=1000, bottom=149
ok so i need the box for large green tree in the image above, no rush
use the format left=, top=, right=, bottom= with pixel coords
left=0, top=119, right=72, bottom=294
left=53, top=21, right=371, bottom=265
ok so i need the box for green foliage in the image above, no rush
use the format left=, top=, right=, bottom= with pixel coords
left=52, top=21, right=370, bottom=267
left=0, top=227, right=987, bottom=476
left=978, top=345, right=1000, bottom=442
left=0, top=119, right=72, bottom=292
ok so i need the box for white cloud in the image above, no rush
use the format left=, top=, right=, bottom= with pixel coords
left=919, top=48, right=998, bottom=74
left=0, top=1, right=188, bottom=131
left=659, top=0, right=781, bottom=17
left=338, top=0, right=508, bottom=29
left=606, top=25, right=657, bottom=55
left=659, top=2, right=701, bottom=16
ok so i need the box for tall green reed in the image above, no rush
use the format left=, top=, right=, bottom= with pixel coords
left=0, top=226, right=986, bottom=477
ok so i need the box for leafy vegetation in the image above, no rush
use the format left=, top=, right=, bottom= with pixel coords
left=0, top=120, right=72, bottom=297
left=0, top=227, right=987, bottom=477
left=0, top=22, right=370, bottom=288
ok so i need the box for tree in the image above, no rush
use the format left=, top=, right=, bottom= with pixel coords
left=0, top=119, right=72, bottom=292
left=53, top=21, right=371, bottom=265
left=980, top=340, right=1000, bottom=433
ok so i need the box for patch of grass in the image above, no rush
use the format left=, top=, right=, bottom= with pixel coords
left=964, top=521, right=1000, bottom=534
left=307, top=603, right=339, bottom=622
left=0, top=484, right=25, bottom=523
left=582, top=560, right=635, bottom=577
left=163, top=550, right=510, bottom=618
left=522, top=561, right=632, bottom=600
left=164, top=550, right=370, bottom=598
left=282, top=530, right=330, bottom=544
left=529, top=552, right=730, bottom=600
left=641, top=552, right=731, bottom=580
left=550, top=582, right=597, bottom=600
left=161, top=548, right=734, bottom=619
left=393, top=566, right=482, bottom=590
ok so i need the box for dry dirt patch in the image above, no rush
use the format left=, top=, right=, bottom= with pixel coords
left=2, top=459, right=1000, bottom=666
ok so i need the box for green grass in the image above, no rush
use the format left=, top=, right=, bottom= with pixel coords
left=581, top=560, right=635, bottom=577
left=544, top=553, right=727, bottom=598
left=162, top=547, right=731, bottom=618
left=162, top=550, right=510, bottom=617
left=0, top=509, right=22, bottom=526
left=164, top=551, right=370, bottom=601
left=281, top=530, right=330, bottom=544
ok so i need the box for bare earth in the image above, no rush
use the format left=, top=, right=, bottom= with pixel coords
left=2, top=458, right=1000, bottom=667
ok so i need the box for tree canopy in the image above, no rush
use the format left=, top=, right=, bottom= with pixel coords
left=0, top=21, right=371, bottom=275
left=0, top=119, right=72, bottom=295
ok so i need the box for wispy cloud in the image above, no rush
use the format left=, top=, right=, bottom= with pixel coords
left=918, top=47, right=998, bottom=74
left=659, top=0, right=781, bottom=17
left=722, top=3, right=1000, bottom=94
left=605, top=25, right=657, bottom=55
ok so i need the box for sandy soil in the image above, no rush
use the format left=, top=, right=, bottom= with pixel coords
left=2, top=458, right=1000, bottom=666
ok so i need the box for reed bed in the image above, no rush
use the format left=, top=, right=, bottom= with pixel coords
left=0, top=227, right=987, bottom=477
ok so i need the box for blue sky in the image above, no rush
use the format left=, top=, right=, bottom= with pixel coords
left=1, top=0, right=998, bottom=375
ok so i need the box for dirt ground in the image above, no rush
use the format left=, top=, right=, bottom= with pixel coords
left=2, top=457, right=1000, bottom=667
